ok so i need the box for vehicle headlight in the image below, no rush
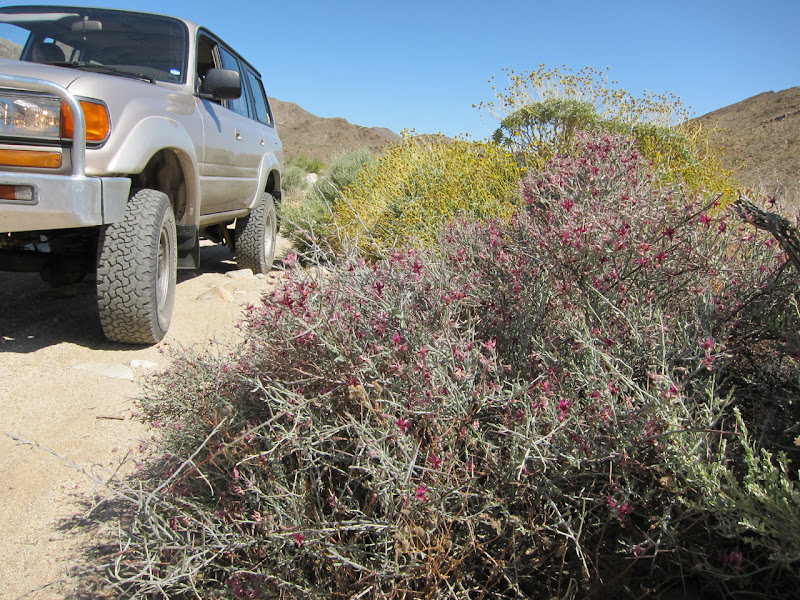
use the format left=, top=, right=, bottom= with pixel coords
left=0, top=93, right=61, bottom=139
left=0, top=93, right=109, bottom=142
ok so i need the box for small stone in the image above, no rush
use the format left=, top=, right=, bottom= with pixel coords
left=74, top=362, right=133, bottom=380
left=226, top=269, right=255, bottom=279
left=130, top=360, right=159, bottom=370
left=197, top=286, right=235, bottom=301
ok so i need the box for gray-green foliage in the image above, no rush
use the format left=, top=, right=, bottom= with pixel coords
left=492, top=97, right=599, bottom=159
left=282, top=164, right=307, bottom=193
left=282, top=148, right=377, bottom=255
left=309, top=147, right=376, bottom=205
left=290, top=153, right=326, bottom=174
left=722, top=409, right=800, bottom=565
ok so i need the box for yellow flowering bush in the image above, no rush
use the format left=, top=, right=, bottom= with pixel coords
left=482, top=65, right=738, bottom=204
left=332, top=133, right=522, bottom=258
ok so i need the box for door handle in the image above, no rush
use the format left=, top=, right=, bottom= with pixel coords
left=234, top=129, right=242, bottom=140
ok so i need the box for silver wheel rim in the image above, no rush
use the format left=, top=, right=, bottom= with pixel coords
left=156, top=223, right=170, bottom=322
left=263, top=206, right=274, bottom=260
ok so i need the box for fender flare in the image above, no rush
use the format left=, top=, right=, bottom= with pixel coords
left=105, top=116, right=201, bottom=226
left=253, top=151, right=282, bottom=210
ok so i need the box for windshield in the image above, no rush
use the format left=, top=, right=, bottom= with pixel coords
left=0, top=6, right=188, bottom=84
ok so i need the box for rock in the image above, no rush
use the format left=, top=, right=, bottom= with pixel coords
left=197, top=285, right=236, bottom=301
left=130, top=359, right=160, bottom=370
left=226, top=268, right=255, bottom=279
left=74, top=362, right=134, bottom=380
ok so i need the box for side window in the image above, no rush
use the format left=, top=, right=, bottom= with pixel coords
left=245, top=69, right=273, bottom=126
left=218, top=46, right=249, bottom=118
left=196, top=35, right=218, bottom=101
left=196, top=37, right=216, bottom=78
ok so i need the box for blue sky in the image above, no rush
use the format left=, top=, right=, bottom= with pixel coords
left=7, top=0, right=799, bottom=139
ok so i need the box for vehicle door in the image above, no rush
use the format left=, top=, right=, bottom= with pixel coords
left=194, top=33, right=262, bottom=216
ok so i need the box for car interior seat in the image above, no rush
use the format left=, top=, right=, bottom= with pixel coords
left=31, top=42, right=66, bottom=64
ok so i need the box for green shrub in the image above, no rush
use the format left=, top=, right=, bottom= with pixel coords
left=282, top=164, right=307, bottom=193
left=97, top=131, right=799, bottom=599
left=289, top=153, right=326, bottom=174
left=307, top=147, right=376, bottom=206
left=281, top=148, right=377, bottom=256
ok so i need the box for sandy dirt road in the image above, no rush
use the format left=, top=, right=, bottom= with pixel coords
left=0, top=240, right=289, bottom=599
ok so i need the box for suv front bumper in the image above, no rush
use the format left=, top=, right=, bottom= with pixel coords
left=0, top=73, right=130, bottom=233
left=0, top=171, right=130, bottom=232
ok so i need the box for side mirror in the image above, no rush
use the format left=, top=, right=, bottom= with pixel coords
left=199, top=68, right=241, bottom=100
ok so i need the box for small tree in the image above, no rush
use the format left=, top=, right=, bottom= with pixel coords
left=482, top=65, right=737, bottom=200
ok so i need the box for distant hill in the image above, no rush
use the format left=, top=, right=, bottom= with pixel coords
left=269, top=98, right=400, bottom=165
left=0, top=38, right=21, bottom=59
left=695, top=87, right=800, bottom=199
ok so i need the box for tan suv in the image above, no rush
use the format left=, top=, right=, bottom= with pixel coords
left=0, top=5, right=283, bottom=343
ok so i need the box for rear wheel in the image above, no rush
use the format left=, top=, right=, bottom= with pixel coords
left=235, top=192, right=276, bottom=274
left=96, top=189, right=177, bottom=344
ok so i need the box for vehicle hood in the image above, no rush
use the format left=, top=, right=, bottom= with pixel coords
left=0, top=58, right=186, bottom=99
left=0, top=58, right=81, bottom=89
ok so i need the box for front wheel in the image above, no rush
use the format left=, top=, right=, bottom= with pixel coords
left=235, top=192, right=276, bottom=274
left=97, top=189, right=177, bottom=344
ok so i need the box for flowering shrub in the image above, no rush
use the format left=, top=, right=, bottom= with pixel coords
left=100, top=131, right=799, bottom=599
left=330, top=133, right=522, bottom=258
left=483, top=65, right=737, bottom=202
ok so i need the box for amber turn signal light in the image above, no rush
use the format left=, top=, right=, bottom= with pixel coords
left=0, top=149, right=62, bottom=168
left=61, top=99, right=110, bottom=142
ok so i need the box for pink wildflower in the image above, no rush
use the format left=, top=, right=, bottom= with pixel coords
left=698, top=337, right=716, bottom=350
left=415, top=485, right=429, bottom=503
left=396, top=416, right=411, bottom=435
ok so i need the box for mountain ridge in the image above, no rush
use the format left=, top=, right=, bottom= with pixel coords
left=694, top=87, right=800, bottom=198
left=268, top=97, right=400, bottom=164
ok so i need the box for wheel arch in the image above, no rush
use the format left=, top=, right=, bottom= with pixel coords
left=105, top=117, right=201, bottom=227
left=128, top=149, right=196, bottom=226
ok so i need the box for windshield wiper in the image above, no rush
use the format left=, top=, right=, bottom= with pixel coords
left=52, top=62, right=156, bottom=84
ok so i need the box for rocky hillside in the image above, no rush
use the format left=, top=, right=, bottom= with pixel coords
left=269, top=98, right=400, bottom=164
left=696, top=87, right=800, bottom=198
left=0, top=37, right=21, bottom=59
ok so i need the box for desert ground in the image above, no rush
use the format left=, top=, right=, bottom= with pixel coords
left=0, top=239, right=290, bottom=599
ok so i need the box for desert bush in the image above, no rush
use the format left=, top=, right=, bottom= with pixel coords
left=483, top=65, right=737, bottom=201
left=289, top=153, right=326, bottom=174
left=280, top=148, right=376, bottom=256
left=308, top=147, right=377, bottom=206
left=99, top=130, right=799, bottom=599
left=331, top=134, right=522, bottom=258
left=282, top=164, right=307, bottom=193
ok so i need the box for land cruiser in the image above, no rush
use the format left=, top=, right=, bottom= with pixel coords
left=0, top=5, right=283, bottom=344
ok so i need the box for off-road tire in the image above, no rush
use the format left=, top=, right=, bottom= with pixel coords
left=97, top=189, right=177, bottom=344
left=235, top=192, right=276, bottom=274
